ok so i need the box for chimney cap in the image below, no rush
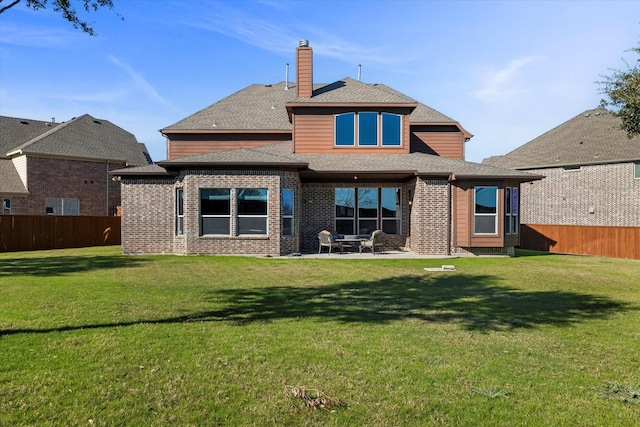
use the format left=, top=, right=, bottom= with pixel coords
left=299, top=39, right=309, bottom=47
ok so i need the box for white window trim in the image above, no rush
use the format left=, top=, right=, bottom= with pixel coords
left=473, top=186, right=498, bottom=235
left=335, top=112, right=403, bottom=147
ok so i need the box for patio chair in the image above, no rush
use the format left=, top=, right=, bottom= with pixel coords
left=318, top=230, right=342, bottom=254
left=359, top=230, right=385, bottom=255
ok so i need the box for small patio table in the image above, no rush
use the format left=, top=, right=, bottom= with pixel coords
left=335, top=235, right=367, bottom=253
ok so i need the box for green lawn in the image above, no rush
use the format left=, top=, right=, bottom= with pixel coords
left=1, top=247, right=639, bottom=426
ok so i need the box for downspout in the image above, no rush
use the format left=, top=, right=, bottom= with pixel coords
left=447, top=174, right=452, bottom=255
left=106, top=161, right=110, bottom=215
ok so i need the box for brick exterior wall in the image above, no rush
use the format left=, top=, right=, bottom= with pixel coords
left=1, top=156, right=123, bottom=216
left=121, top=170, right=301, bottom=256
left=121, top=178, right=176, bottom=254
left=121, top=171, right=516, bottom=257
left=521, top=162, right=640, bottom=226
left=409, top=178, right=450, bottom=255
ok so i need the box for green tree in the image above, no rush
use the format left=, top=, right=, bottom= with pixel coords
left=599, top=44, right=640, bottom=138
left=0, top=0, right=120, bottom=36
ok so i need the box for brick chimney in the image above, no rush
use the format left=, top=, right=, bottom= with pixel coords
left=296, top=40, right=313, bottom=98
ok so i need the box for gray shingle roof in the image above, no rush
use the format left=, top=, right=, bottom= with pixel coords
left=162, top=78, right=459, bottom=132
left=3, top=114, right=151, bottom=165
left=0, top=116, right=60, bottom=158
left=289, top=77, right=417, bottom=104
left=132, top=141, right=539, bottom=181
left=483, top=109, right=640, bottom=169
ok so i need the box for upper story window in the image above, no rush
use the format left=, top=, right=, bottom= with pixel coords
left=335, top=112, right=402, bottom=147
left=335, top=113, right=355, bottom=146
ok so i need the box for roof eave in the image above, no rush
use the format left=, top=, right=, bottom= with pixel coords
left=451, top=173, right=544, bottom=181
left=160, top=128, right=291, bottom=135
left=511, top=157, right=640, bottom=170
left=157, top=160, right=308, bottom=169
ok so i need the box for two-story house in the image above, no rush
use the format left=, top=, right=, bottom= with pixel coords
left=1, top=114, right=152, bottom=216
left=483, top=109, right=640, bottom=258
left=113, top=41, right=540, bottom=256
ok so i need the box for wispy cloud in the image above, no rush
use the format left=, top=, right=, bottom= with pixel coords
left=472, top=56, right=541, bottom=102
left=107, top=55, right=184, bottom=114
left=177, top=1, right=417, bottom=66
left=0, top=23, right=77, bottom=47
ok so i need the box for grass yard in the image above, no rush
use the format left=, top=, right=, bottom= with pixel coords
left=1, top=247, right=639, bottom=426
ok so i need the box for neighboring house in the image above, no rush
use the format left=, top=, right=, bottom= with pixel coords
left=0, top=114, right=152, bottom=216
left=113, top=41, right=540, bottom=256
left=483, top=109, right=640, bottom=258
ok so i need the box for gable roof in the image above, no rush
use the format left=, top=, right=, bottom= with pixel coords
left=0, top=116, right=60, bottom=159
left=3, top=114, right=152, bottom=166
left=114, top=141, right=539, bottom=181
left=483, top=109, right=640, bottom=170
left=161, top=78, right=466, bottom=134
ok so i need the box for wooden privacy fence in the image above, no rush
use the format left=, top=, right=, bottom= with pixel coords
left=0, top=215, right=121, bottom=252
left=520, top=224, right=640, bottom=260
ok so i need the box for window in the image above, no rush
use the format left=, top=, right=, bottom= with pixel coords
left=45, top=198, right=79, bottom=215
left=505, top=187, right=519, bottom=235
left=2, top=198, right=11, bottom=212
left=358, top=188, right=378, bottom=234
left=335, top=188, right=355, bottom=234
left=237, top=188, right=268, bottom=235
left=176, top=188, right=184, bottom=235
left=381, top=113, right=401, bottom=146
left=335, top=113, right=355, bottom=146
left=635, top=162, right=640, bottom=179
left=200, top=189, right=230, bottom=235
left=358, top=112, right=378, bottom=146
left=335, top=187, right=401, bottom=236
left=474, top=186, right=498, bottom=234
left=335, top=112, right=402, bottom=147
left=381, top=188, right=401, bottom=234
left=282, top=189, right=294, bottom=236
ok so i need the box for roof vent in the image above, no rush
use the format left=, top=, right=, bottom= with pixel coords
left=299, top=39, right=309, bottom=47
left=584, top=113, right=590, bottom=117
left=595, top=111, right=601, bottom=116
left=20, top=120, right=29, bottom=125
left=93, top=119, right=102, bottom=124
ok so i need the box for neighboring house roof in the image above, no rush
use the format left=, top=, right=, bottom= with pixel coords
left=483, top=109, right=640, bottom=170
left=115, top=141, right=540, bottom=181
left=161, top=78, right=466, bottom=133
left=3, top=114, right=151, bottom=165
left=0, top=116, right=60, bottom=159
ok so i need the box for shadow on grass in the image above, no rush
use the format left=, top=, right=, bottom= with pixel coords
left=0, top=255, right=145, bottom=277
left=1, top=273, right=633, bottom=336
left=201, top=274, right=631, bottom=331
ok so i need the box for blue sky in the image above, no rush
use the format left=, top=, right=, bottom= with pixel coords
left=1, top=0, right=638, bottom=163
